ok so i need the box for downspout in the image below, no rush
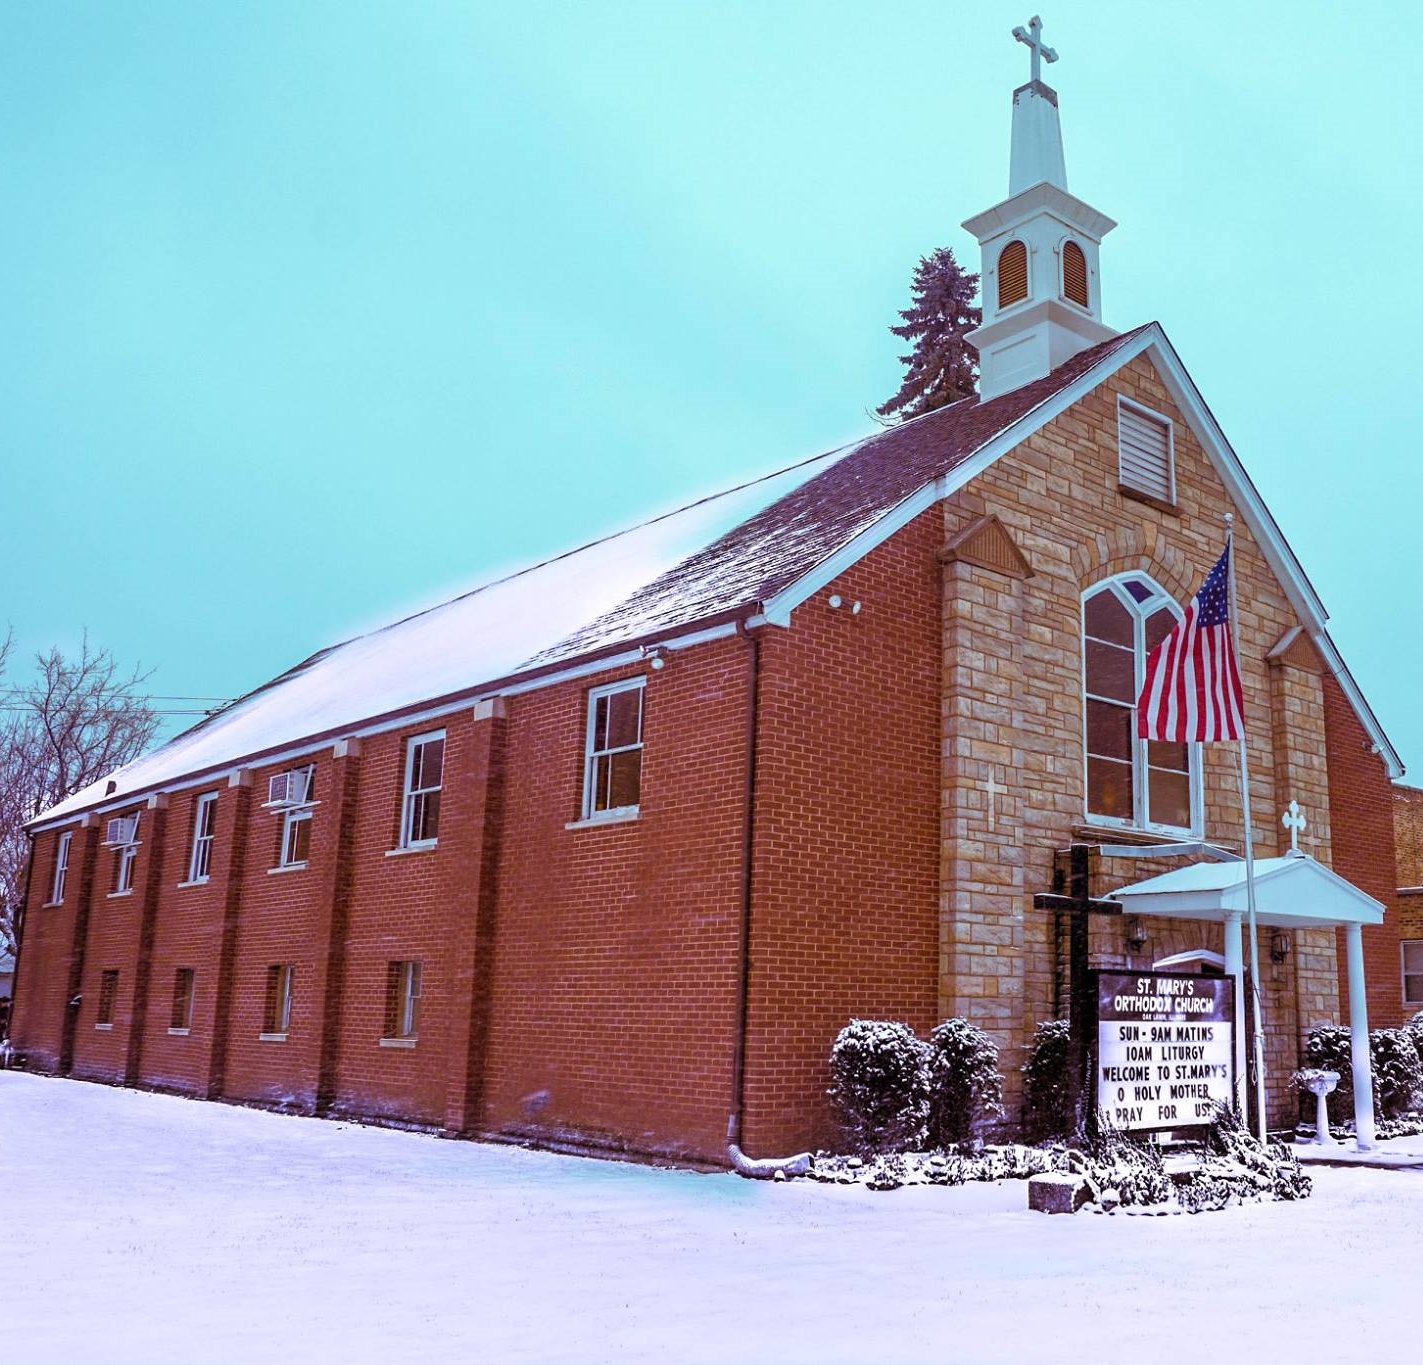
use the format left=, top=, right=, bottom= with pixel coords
left=726, top=615, right=812, bottom=1179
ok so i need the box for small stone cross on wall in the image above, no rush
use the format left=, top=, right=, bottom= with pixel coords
left=984, top=770, right=1005, bottom=833
left=1282, top=799, right=1307, bottom=853
left=1012, top=15, right=1058, bottom=85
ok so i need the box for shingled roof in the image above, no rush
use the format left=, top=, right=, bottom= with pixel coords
left=34, top=319, right=1399, bottom=826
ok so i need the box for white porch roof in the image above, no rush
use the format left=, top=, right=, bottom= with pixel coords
left=1108, top=852, right=1384, bottom=929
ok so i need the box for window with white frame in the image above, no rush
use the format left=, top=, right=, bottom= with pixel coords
left=112, top=814, right=141, bottom=895
left=187, top=792, right=219, bottom=883
left=400, top=732, right=445, bottom=848
left=49, top=830, right=72, bottom=904
left=384, top=960, right=422, bottom=1040
left=1083, top=574, right=1198, bottom=833
left=1117, top=399, right=1175, bottom=505
left=170, top=968, right=195, bottom=1032
left=262, top=964, right=294, bottom=1036
left=1404, top=942, right=1423, bottom=1007
left=583, top=679, right=644, bottom=819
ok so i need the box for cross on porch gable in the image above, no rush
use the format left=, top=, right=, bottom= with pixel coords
left=1012, top=14, right=1058, bottom=85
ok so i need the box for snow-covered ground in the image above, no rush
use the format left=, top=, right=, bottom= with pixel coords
left=6, top=1072, right=1417, bottom=1363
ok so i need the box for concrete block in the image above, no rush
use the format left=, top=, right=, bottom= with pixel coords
left=1027, top=1173, right=1090, bottom=1215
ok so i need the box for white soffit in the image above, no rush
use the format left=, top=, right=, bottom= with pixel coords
left=1109, top=854, right=1385, bottom=929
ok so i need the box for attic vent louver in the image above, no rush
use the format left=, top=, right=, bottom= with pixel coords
left=1117, top=400, right=1174, bottom=504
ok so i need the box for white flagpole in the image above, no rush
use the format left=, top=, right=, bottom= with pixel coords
left=1225, top=514, right=1269, bottom=1142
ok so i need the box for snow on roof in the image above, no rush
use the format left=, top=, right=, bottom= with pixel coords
left=38, top=448, right=844, bottom=824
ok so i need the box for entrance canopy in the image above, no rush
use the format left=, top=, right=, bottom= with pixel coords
left=1107, top=848, right=1384, bottom=1150
left=1108, top=851, right=1384, bottom=929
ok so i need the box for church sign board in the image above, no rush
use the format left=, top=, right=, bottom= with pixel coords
left=1096, top=971, right=1234, bottom=1132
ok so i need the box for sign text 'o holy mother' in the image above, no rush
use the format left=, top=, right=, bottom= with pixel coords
left=1096, top=970, right=1235, bottom=1132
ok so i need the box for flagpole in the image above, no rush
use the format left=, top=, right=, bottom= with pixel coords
left=1225, top=513, right=1269, bottom=1143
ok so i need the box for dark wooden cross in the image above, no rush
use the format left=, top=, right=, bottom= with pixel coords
left=1033, top=843, right=1121, bottom=1134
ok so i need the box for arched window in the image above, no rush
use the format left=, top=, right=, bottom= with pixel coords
left=997, top=240, right=1028, bottom=309
left=1082, top=574, right=1197, bottom=832
left=1062, top=240, right=1088, bottom=308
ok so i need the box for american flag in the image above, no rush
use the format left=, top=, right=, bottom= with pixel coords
left=1136, top=544, right=1245, bottom=742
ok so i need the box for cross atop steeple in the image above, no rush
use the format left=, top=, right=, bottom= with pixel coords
left=1012, top=15, right=1058, bottom=87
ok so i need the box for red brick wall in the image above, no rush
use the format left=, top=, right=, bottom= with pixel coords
left=479, top=644, right=748, bottom=1163
left=10, top=824, right=89, bottom=1069
left=1323, top=674, right=1407, bottom=1027
left=218, top=755, right=334, bottom=1108
left=138, top=785, right=233, bottom=1093
left=744, top=508, right=942, bottom=1154
left=70, top=807, right=151, bottom=1082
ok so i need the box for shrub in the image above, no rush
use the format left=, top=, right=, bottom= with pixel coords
left=1404, top=1009, right=1423, bottom=1065
left=1021, top=1018, right=1073, bottom=1143
left=827, top=1020, right=929, bottom=1155
left=925, top=1017, right=1004, bottom=1148
left=1302, top=1023, right=1423, bottom=1122
left=1371, top=1029, right=1423, bottom=1119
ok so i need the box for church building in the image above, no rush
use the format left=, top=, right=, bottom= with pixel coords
left=10, top=27, right=1408, bottom=1163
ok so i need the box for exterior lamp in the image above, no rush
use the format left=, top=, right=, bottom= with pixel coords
left=1125, top=917, right=1148, bottom=951
left=1271, top=931, right=1292, bottom=964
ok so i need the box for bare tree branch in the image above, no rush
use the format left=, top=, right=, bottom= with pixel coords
left=0, top=633, right=159, bottom=958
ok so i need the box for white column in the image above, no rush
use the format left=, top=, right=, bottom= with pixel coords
left=1224, top=913, right=1247, bottom=1117
left=1345, top=922, right=1376, bottom=1151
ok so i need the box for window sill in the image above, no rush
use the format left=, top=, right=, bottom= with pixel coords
left=385, top=843, right=437, bottom=858
left=268, top=863, right=308, bottom=875
left=42, top=900, right=63, bottom=909
left=106, top=890, right=133, bottom=900
left=565, top=809, right=640, bottom=832
left=261, top=799, right=322, bottom=812
left=1077, top=820, right=1204, bottom=846
left=95, top=1023, right=113, bottom=1031
left=167, top=1027, right=190, bottom=1037
left=379, top=1037, right=417, bottom=1049
left=176, top=878, right=210, bottom=890
left=1117, top=483, right=1179, bottom=517
left=258, top=1032, right=288, bottom=1043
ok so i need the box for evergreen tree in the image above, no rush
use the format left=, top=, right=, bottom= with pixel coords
left=876, top=246, right=982, bottom=422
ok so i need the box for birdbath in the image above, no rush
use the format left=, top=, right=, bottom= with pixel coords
left=1295, top=1069, right=1340, bottom=1145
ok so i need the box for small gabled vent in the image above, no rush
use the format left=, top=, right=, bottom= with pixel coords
left=266, top=765, right=314, bottom=808
left=1062, top=240, right=1088, bottom=307
left=1117, top=402, right=1174, bottom=504
left=997, top=240, right=1028, bottom=309
left=104, top=813, right=139, bottom=847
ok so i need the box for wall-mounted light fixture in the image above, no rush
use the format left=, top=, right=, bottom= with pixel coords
left=641, top=645, right=666, bottom=671
left=1125, top=917, right=1148, bottom=951
left=1271, top=930, right=1292, bottom=964
left=827, top=594, right=863, bottom=614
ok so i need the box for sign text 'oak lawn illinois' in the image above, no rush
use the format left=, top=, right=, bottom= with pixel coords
left=1096, top=971, right=1235, bottom=1132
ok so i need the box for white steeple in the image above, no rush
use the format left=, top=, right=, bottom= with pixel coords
left=963, top=17, right=1117, bottom=401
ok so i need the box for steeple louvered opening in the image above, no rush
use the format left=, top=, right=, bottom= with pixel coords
left=997, top=240, right=1028, bottom=309
left=1062, top=240, right=1088, bottom=307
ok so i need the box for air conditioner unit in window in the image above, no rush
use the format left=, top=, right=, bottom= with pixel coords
left=103, top=814, right=139, bottom=847
left=265, top=766, right=313, bottom=808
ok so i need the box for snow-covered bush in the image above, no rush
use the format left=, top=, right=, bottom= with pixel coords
left=1021, top=1018, right=1073, bottom=1143
left=1073, top=1130, right=1171, bottom=1208
left=827, top=1019, right=929, bottom=1155
left=1371, top=1028, right=1423, bottom=1118
left=1403, top=1009, right=1423, bottom=1066
left=924, top=1017, right=1004, bottom=1148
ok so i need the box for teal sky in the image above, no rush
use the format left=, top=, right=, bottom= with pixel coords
left=5, top=2, right=1420, bottom=781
